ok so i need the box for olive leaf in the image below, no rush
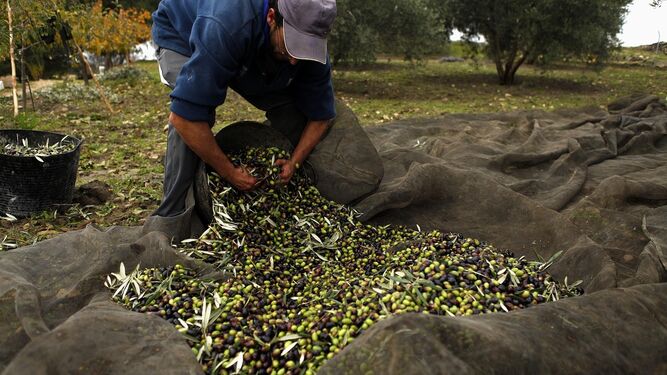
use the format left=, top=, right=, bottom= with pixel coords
left=223, top=351, right=244, bottom=374
left=0, top=236, right=18, bottom=251
left=0, top=213, right=17, bottom=222
left=196, top=297, right=213, bottom=334
left=178, top=318, right=189, bottom=330
left=538, top=250, right=564, bottom=272
left=197, top=335, right=213, bottom=362
left=281, top=341, right=298, bottom=356
left=277, top=333, right=302, bottom=342
left=105, top=262, right=142, bottom=299
left=213, top=291, right=222, bottom=308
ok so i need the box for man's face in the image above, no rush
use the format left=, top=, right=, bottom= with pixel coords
left=270, top=24, right=298, bottom=65
left=267, top=7, right=298, bottom=65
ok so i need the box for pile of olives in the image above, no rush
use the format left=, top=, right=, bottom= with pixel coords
left=107, top=147, right=580, bottom=375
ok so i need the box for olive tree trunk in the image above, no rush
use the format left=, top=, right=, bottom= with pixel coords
left=491, top=46, right=530, bottom=85
left=6, top=0, right=19, bottom=116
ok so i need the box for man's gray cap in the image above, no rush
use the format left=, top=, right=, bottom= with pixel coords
left=278, top=0, right=337, bottom=64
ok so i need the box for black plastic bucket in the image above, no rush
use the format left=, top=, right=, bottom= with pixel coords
left=0, top=129, right=83, bottom=217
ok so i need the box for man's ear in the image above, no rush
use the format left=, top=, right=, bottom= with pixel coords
left=266, top=8, right=276, bottom=28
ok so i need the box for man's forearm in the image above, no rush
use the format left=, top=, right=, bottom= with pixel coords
left=291, top=119, right=331, bottom=166
left=169, top=112, right=235, bottom=178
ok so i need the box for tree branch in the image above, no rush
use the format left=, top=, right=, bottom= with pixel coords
left=7, top=0, right=19, bottom=116
left=73, top=41, right=114, bottom=114
left=510, top=50, right=530, bottom=82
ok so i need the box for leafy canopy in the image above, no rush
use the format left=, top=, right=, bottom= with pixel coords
left=0, top=0, right=68, bottom=61
left=329, top=0, right=447, bottom=64
left=64, top=1, right=151, bottom=58
left=444, top=0, right=631, bottom=85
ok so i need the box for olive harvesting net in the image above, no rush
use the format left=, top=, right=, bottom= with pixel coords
left=105, top=147, right=579, bottom=374
left=1, top=95, right=666, bottom=374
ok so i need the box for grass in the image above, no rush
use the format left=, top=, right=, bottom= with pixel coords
left=336, top=51, right=667, bottom=123
left=0, top=47, right=666, bottom=248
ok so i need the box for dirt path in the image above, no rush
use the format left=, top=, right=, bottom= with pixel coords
left=0, top=79, right=59, bottom=98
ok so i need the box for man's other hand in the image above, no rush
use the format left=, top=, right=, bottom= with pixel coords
left=275, top=159, right=297, bottom=184
left=226, top=166, right=259, bottom=191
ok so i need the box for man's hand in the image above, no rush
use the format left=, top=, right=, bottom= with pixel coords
left=223, top=166, right=259, bottom=191
left=273, top=119, right=330, bottom=185
left=169, top=112, right=260, bottom=192
left=275, top=159, right=297, bottom=184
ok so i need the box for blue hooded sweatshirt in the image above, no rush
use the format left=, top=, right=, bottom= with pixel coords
left=151, top=0, right=336, bottom=124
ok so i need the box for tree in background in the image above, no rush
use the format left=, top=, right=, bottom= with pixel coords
left=444, top=0, right=631, bottom=85
left=328, top=0, right=377, bottom=65
left=329, top=0, right=447, bottom=64
left=1, top=0, right=51, bottom=60
left=373, top=0, right=446, bottom=61
left=65, top=1, right=151, bottom=69
left=106, top=0, right=159, bottom=12
left=1, top=0, right=72, bottom=114
left=0, top=0, right=67, bottom=69
left=1, top=0, right=151, bottom=78
left=0, top=0, right=147, bottom=114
